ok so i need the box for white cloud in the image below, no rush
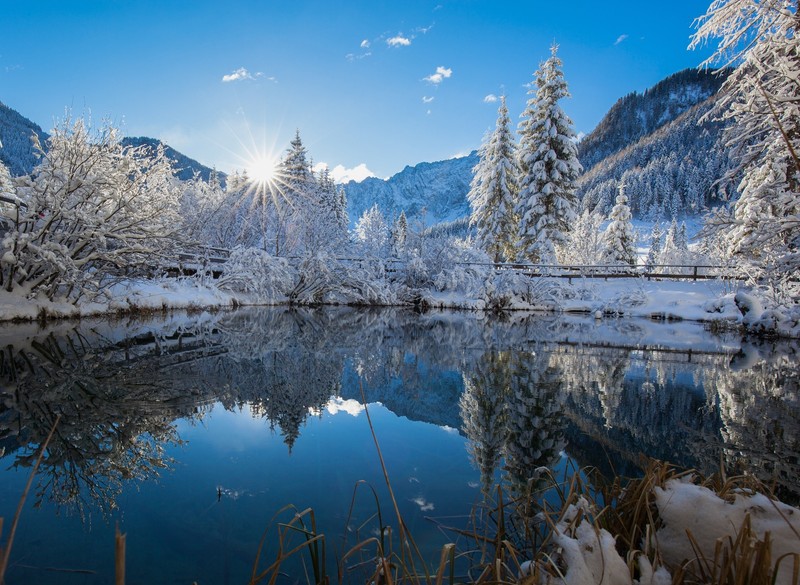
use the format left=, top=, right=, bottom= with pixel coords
left=483, top=94, right=498, bottom=103
left=360, top=39, right=371, bottom=48
left=314, top=162, right=376, bottom=183
left=614, top=34, right=629, bottom=46
left=424, top=65, right=452, bottom=84
left=221, top=67, right=264, bottom=82
left=411, top=497, right=435, bottom=512
left=422, top=96, right=434, bottom=103
left=387, top=35, right=411, bottom=47
left=325, top=397, right=365, bottom=417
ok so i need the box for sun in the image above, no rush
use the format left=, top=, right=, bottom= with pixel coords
left=247, top=155, right=278, bottom=187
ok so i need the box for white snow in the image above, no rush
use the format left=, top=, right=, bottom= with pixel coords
left=537, top=482, right=800, bottom=585
left=654, top=479, right=800, bottom=585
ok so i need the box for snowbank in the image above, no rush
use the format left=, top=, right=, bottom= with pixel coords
left=537, top=482, right=800, bottom=585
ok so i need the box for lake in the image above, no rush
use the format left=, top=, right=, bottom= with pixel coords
left=0, top=307, right=797, bottom=584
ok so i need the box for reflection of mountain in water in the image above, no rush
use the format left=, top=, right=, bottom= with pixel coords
left=0, top=307, right=798, bottom=514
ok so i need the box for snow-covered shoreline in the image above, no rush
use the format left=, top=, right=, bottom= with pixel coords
left=1, top=273, right=797, bottom=338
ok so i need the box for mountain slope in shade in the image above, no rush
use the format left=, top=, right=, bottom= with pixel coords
left=344, top=152, right=478, bottom=226
left=0, top=101, right=49, bottom=176
left=0, top=102, right=221, bottom=184
left=121, top=136, right=220, bottom=183
left=577, top=68, right=729, bottom=173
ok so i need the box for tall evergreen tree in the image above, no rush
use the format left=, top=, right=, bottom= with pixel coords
left=602, top=182, right=637, bottom=267
left=691, top=0, right=800, bottom=276
left=515, top=45, right=582, bottom=264
left=392, top=210, right=408, bottom=255
left=645, top=222, right=663, bottom=271
left=467, top=95, right=519, bottom=262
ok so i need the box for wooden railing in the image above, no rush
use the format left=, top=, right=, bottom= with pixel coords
left=167, top=252, right=742, bottom=282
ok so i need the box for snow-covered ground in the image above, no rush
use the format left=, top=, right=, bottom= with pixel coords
left=2, top=269, right=796, bottom=338
left=535, top=479, right=800, bottom=585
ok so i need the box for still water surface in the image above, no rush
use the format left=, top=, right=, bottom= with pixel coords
left=0, top=307, right=797, bottom=584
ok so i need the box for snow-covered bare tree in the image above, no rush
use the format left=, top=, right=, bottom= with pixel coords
left=0, top=117, right=181, bottom=300
left=602, top=182, right=637, bottom=267
left=468, top=95, right=519, bottom=262
left=562, top=207, right=604, bottom=265
left=691, top=0, right=800, bottom=277
left=355, top=203, right=389, bottom=257
left=515, top=45, right=582, bottom=265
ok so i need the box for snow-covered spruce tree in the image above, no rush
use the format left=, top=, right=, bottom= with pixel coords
left=515, top=45, right=582, bottom=265
left=0, top=156, right=15, bottom=226
left=391, top=210, right=408, bottom=255
left=691, top=0, right=800, bottom=278
left=602, top=182, right=637, bottom=268
left=0, top=118, right=181, bottom=300
left=271, top=130, right=317, bottom=256
left=659, top=217, right=692, bottom=268
left=304, top=165, right=348, bottom=255
left=468, top=95, right=519, bottom=263
left=645, top=222, right=663, bottom=272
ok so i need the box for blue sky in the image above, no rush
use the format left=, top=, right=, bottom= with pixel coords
left=0, top=1, right=715, bottom=181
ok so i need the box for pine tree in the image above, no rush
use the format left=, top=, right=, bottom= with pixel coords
left=691, top=0, right=800, bottom=276
left=392, top=210, right=408, bottom=255
left=468, top=95, right=519, bottom=262
left=0, top=156, right=13, bottom=200
left=677, top=221, right=689, bottom=252
left=645, top=222, right=663, bottom=272
left=602, top=182, right=637, bottom=267
left=515, top=45, right=583, bottom=265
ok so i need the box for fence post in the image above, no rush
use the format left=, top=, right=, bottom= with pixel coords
left=693, top=265, right=698, bottom=281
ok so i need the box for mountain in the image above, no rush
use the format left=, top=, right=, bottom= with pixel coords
left=121, top=136, right=220, bottom=184
left=577, top=94, right=737, bottom=218
left=0, top=101, right=220, bottom=184
left=577, top=68, right=729, bottom=171
left=0, top=101, right=49, bottom=176
left=344, top=68, right=734, bottom=226
left=344, top=151, right=478, bottom=226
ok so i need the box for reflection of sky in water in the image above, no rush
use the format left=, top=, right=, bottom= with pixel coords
left=1, top=398, right=485, bottom=584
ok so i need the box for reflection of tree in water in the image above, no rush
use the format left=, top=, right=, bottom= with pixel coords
left=502, top=347, right=566, bottom=513
left=2, top=307, right=799, bottom=517
left=459, top=351, right=509, bottom=495
left=0, top=309, right=349, bottom=513
left=703, top=341, right=800, bottom=499
left=0, top=328, right=208, bottom=517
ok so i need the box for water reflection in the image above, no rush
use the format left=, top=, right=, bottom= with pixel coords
left=0, top=307, right=798, bottom=521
